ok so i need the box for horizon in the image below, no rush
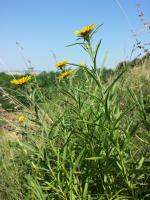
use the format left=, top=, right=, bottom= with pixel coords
left=0, top=0, right=149, bottom=72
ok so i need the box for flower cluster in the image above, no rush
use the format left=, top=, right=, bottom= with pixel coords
left=54, top=59, right=74, bottom=80
left=10, top=75, right=31, bottom=85
left=54, top=23, right=96, bottom=80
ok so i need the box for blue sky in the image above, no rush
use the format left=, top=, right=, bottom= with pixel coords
left=0, top=0, right=149, bottom=72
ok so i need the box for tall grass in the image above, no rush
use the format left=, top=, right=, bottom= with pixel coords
left=0, top=24, right=150, bottom=200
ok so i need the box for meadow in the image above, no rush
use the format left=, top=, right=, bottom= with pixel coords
left=0, top=24, right=150, bottom=200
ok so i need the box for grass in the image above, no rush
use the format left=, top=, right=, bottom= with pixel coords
left=0, top=24, right=150, bottom=200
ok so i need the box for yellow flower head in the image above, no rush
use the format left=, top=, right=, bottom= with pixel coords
left=18, top=115, right=25, bottom=123
left=55, top=60, right=68, bottom=69
left=74, top=24, right=96, bottom=38
left=10, top=75, right=31, bottom=85
left=58, top=70, right=74, bottom=80
left=80, top=61, right=86, bottom=67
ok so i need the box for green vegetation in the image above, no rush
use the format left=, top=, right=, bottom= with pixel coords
left=0, top=25, right=150, bottom=200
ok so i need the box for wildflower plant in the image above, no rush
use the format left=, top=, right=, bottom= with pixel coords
left=20, top=24, right=145, bottom=199
left=1, top=23, right=150, bottom=200
left=17, top=24, right=149, bottom=199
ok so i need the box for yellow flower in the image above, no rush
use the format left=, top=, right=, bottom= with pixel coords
left=80, top=61, right=86, bottom=67
left=10, top=75, right=31, bottom=85
left=58, top=70, right=74, bottom=80
left=74, top=24, right=96, bottom=38
left=18, top=115, right=25, bottom=123
left=55, top=60, right=68, bottom=69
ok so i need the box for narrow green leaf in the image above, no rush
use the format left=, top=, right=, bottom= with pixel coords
left=104, top=70, right=126, bottom=94
left=83, top=178, right=89, bottom=199
left=136, top=156, right=145, bottom=169
left=85, top=68, right=101, bottom=89
left=90, top=24, right=103, bottom=38
left=85, top=157, right=101, bottom=160
left=94, top=40, right=102, bottom=68
left=65, top=42, right=84, bottom=47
